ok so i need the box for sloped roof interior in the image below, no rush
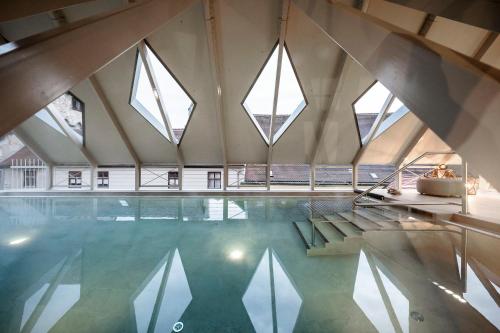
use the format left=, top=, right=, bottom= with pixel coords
left=1, top=0, right=498, bottom=172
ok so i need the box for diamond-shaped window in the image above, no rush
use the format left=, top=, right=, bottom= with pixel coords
left=130, top=44, right=195, bottom=143
left=242, top=43, right=307, bottom=145
left=43, top=92, right=85, bottom=144
left=353, top=81, right=409, bottom=144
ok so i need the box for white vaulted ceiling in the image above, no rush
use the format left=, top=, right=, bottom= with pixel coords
left=0, top=0, right=498, bottom=191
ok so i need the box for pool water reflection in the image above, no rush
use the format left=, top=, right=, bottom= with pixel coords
left=0, top=197, right=498, bottom=332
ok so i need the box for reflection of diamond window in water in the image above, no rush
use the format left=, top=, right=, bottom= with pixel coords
left=17, top=251, right=82, bottom=333
left=353, top=250, right=409, bottom=333
left=242, top=44, right=307, bottom=144
left=133, top=249, right=192, bottom=333
left=455, top=252, right=500, bottom=329
left=242, top=248, right=302, bottom=332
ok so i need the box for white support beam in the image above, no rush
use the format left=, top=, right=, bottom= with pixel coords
left=88, top=75, right=141, bottom=190
left=266, top=0, right=291, bottom=190
left=294, top=0, right=500, bottom=192
left=13, top=128, right=54, bottom=167
left=0, top=0, right=196, bottom=137
left=310, top=52, right=349, bottom=166
left=393, top=123, right=428, bottom=167
left=352, top=163, right=359, bottom=190
left=138, top=40, right=185, bottom=176
left=462, top=160, right=469, bottom=214
left=0, top=0, right=94, bottom=22
left=203, top=0, right=229, bottom=190
left=46, top=105, right=97, bottom=168
left=352, top=94, right=395, bottom=166
left=310, top=0, right=366, bottom=188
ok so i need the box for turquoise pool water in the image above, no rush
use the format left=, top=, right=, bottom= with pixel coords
left=0, top=197, right=498, bottom=333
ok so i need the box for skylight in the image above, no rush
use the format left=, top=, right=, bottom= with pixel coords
left=354, top=81, right=408, bottom=143
left=242, top=44, right=307, bottom=144
left=46, top=93, right=84, bottom=143
left=131, top=52, right=170, bottom=140
left=35, top=110, right=67, bottom=136
left=145, top=46, right=195, bottom=142
left=130, top=44, right=195, bottom=143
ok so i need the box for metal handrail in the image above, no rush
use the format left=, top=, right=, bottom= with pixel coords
left=352, top=151, right=457, bottom=208
left=440, top=219, right=500, bottom=239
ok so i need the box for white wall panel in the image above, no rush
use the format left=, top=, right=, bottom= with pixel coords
left=182, top=168, right=224, bottom=190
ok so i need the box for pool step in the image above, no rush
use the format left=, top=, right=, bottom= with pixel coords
left=352, top=209, right=400, bottom=229
left=293, top=222, right=312, bottom=250
left=309, top=218, right=364, bottom=244
left=310, top=219, right=344, bottom=244
left=337, top=211, right=386, bottom=230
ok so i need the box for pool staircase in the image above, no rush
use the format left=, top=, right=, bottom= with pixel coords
left=293, top=204, right=444, bottom=256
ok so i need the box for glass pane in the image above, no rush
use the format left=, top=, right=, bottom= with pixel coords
left=243, top=44, right=307, bottom=144
left=130, top=53, right=170, bottom=141
left=145, top=45, right=194, bottom=142
left=354, top=82, right=391, bottom=142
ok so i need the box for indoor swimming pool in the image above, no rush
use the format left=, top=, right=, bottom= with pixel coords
left=0, top=197, right=498, bottom=332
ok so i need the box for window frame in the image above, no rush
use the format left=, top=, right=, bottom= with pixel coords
left=97, top=171, right=109, bottom=188
left=68, top=171, right=83, bottom=188
left=168, top=171, right=179, bottom=187
left=65, top=92, right=86, bottom=146
left=129, top=41, right=197, bottom=144
left=23, top=169, right=37, bottom=188
left=207, top=171, right=222, bottom=190
left=241, top=42, right=308, bottom=146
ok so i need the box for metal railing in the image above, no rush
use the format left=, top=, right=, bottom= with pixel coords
left=352, top=151, right=459, bottom=209
left=440, top=219, right=500, bottom=239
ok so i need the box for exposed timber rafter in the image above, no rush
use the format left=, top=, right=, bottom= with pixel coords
left=0, top=0, right=196, bottom=138
left=88, top=75, right=142, bottom=190
left=384, top=0, right=500, bottom=33
left=203, top=0, right=228, bottom=189
left=294, top=0, right=500, bottom=191
left=266, top=0, right=291, bottom=190
left=0, top=0, right=94, bottom=23
left=473, top=32, right=499, bottom=61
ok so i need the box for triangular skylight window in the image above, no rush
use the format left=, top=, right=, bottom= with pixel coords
left=35, top=109, right=67, bottom=136
left=242, top=44, right=307, bottom=144
left=353, top=81, right=409, bottom=144
left=130, top=44, right=195, bottom=143
left=44, top=92, right=85, bottom=144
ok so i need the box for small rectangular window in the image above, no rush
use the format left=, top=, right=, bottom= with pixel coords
left=97, top=171, right=109, bottom=188
left=168, top=171, right=179, bottom=187
left=72, top=96, right=83, bottom=112
left=23, top=169, right=37, bottom=188
left=207, top=171, right=221, bottom=189
left=68, top=171, right=82, bottom=188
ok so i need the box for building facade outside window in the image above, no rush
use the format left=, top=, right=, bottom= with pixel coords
left=168, top=171, right=178, bottom=187
left=208, top=172, right=221, bottom=189
left=68, top=171, right=82, bottom=188
left=23, top=169, right=37, bottom=188
left=97, top=171, right=109, bottom=188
